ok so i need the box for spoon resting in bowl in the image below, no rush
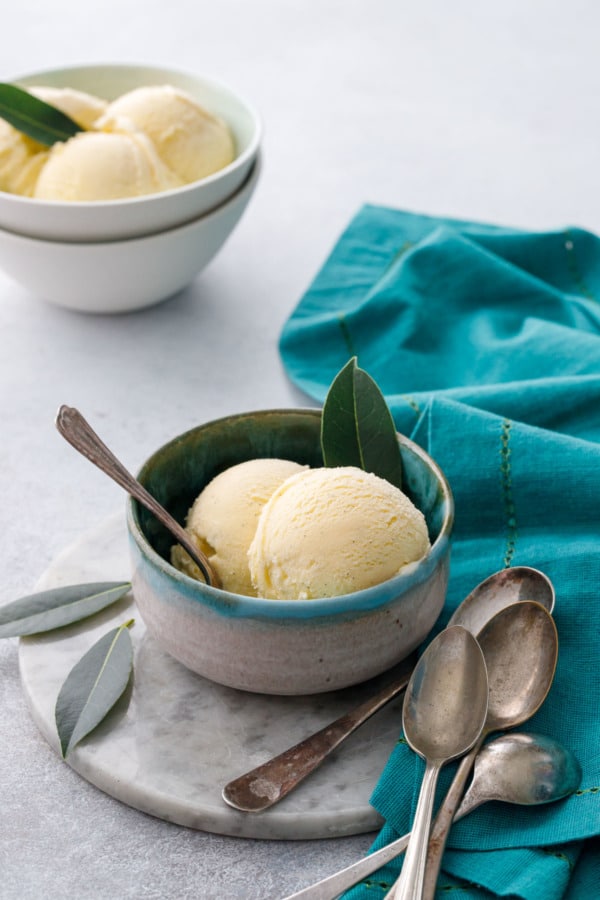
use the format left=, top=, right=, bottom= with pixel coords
left=55, top=405, right=220, bottom=588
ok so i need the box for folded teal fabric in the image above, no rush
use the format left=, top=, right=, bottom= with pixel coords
left=279, top=206, right=600, bottom=898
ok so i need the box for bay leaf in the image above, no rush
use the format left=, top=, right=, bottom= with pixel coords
left=0, top=582, right=131, bottom=638
left=0, top=83, right=83, bottom=146
left=321, top=356, right=363, bottom=469
left=321, top=356, right=403, bottom=489
left=55, top=619, right=134, bottom=758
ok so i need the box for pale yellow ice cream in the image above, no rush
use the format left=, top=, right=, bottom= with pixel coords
left=171, top=458, right=306, bottom=596
left=104, top=85, right=235, bottom=184
left=1, top=83, right=234, bottom=200
left=248, top=466, right=431, bottom=600
left=34, top=128, right=182, bottom=201
left=0, top=87, right=107, bottom=196
left=29, top=86, right=108, bottom=129
left=0, top=120, right=47, bottom=196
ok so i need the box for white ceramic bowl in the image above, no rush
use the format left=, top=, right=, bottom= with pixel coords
left=0, top=63, right=261, bottom=242
left=127, top=409, right=454, bottom=695
left=0, top=157, right=259, bottom=313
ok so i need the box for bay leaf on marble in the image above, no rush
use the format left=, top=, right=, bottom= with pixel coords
left=55, top=619, right=134, bottom=758
left=0, top=83, right=83, bottom=145
left=321, top=356, right=403, bottom=489
left=0, top=582, right=131, bottom=638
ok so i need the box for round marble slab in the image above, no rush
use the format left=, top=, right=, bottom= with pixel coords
left=19, top=514, right=406, bottom=840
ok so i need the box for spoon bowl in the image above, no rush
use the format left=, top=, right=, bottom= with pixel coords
left=448, top=566, right=555, bottom=634
left=461, top=732, right=582, bottom=811
left=403, top=626, right=489, bottom=762
left=476, top=600, right=558, bottom=730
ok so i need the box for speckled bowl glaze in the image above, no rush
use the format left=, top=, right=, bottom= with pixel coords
left=126, top=409, right=454, bottom=695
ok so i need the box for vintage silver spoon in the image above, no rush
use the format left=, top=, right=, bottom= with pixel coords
left=282, top=732, right=581, bottom=900
left=388, top=625, right=489, bottom=900
left=417, top=599, right=558, bottom=900
left=222, top=567, right=554, bottom=812
left=384, top=599, right=558, bottom=899
left=55, top=405, right=220, bottom=588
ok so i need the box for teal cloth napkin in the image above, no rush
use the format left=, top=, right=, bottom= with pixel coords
left=279, top=206, right=600, bottom=899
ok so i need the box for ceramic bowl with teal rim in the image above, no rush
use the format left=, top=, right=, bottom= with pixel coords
left=126, top=409, right=454, bottom=695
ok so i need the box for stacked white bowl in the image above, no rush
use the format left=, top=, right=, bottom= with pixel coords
left=0, top=64, right=262, bottom=313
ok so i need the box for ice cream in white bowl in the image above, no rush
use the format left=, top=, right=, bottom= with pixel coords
left=127, top=409, right=454, bottom=695
left=0, top=64, right=261, bottom=241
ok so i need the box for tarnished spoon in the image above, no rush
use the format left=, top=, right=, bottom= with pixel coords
left=446, top=566, right=555, bottom=634
left=418, top=600, right=558, bottom=900
left=388, top=626, right=488, bottom=900
left=55, top=405, right=220, bottom=588
left=282, top=732, right=581, bottom=900
left=222, top=567, right=554, bottom=812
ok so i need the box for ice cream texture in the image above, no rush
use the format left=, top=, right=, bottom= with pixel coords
left=170, top=458, right=306, bottom=596
left=0, top=83, right=235, bottom=200
left=30, top=86, right=108, bottom=129
left=248, top=466, right=431, bottom=600
left=105, top=85, right=235, bottom=184
left=34, top=129, right=181, bottom=202
left=0, top=120, right=47, bottom=196
left=171, top=459, right=431, bottom=600
left=0, top=86, right=106, bottom=196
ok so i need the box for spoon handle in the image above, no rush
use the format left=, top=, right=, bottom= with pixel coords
left=222, top=658, right=414, bottom=811
left=281, top=830, right=413, bottom=900
left=387, top=761, right=440, bottom=900
left=55, top=405, right=218, bottom=587
left=420, top=739, right=481, bottom=900
left=281, top=768, right=479, bottom=900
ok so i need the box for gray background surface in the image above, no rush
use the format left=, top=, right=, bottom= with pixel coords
left=1, top=2, right=598, bottom=897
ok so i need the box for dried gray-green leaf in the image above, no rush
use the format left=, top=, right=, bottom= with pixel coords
left=55, top=620, right=134, bottom=758
left=0, top=83, right=83, bottom=146
left=321, top=357, right=403, bottom=489
left=0, top=582, right=131, bottom=638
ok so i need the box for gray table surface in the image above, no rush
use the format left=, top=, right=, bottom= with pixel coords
left=1, top=1, right=599, bottom=897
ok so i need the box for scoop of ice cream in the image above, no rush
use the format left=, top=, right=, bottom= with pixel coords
left=104, top=85, right=235, bottom=183
left=33, top=128, right=182, bottom=201
left=171, top=458, right=306, bottom=596
left=1, top=82, right=234, bottom=199
left=29, top=86, right=107, bottom=129
left=248, top=466, right=431, bottom=600
left=0, top=119, right=48, bottom=196
left=0, top=87, right=107, bottom=197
